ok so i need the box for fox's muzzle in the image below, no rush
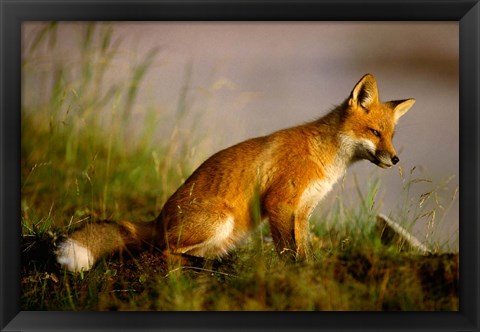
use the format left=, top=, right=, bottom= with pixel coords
left=372, top=151, right=400, bottom=168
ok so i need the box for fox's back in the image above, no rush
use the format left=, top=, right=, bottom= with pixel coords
left=160, top=123, right=338, bottom=229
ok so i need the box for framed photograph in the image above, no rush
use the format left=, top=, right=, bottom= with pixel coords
left=1, top=0, right=478, bottom=331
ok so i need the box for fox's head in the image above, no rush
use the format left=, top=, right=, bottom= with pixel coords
left=340, top=73, right=415, bottom=169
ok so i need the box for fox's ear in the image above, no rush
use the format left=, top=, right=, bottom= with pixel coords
left=349, top=73, right=379, bottom=110
left=390, top=99, right=415, bottom=123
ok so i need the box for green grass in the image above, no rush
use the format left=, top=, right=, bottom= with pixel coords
left=21, top=23, right=458, bottom=311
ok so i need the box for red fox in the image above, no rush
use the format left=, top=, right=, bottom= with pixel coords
left=56, top=73, right=415, bottom=272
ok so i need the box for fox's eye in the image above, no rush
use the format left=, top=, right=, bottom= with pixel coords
left=370, top=129, right=381, bottom=137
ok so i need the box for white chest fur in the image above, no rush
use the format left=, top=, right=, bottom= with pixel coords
left=299, top=166, right=346, bottom=217
left=300, top=179, right=333, bottom=213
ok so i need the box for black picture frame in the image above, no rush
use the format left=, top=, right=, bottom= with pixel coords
left=1, top=0, right=478, bottom=331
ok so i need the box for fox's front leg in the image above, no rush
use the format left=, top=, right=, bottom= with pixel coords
left=264, top=199, right=312, bottom=261
left=293, top=211, right=312, bottom=260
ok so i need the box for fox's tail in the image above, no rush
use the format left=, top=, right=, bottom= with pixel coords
left=56, top=219, right=161, bottom=272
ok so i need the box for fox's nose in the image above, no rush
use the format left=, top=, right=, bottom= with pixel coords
left=391, top=156, right=399, bottom=165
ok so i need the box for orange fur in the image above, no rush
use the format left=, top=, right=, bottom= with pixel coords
left=57, top=73, right=415, bottom=272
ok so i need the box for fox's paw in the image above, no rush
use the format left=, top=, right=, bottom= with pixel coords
left=56, top=238, right=95, bottom=272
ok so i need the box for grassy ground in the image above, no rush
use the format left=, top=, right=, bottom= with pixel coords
left=21, top=23, right=458, bottom=311
left=21, top=233, right=458, bottom=311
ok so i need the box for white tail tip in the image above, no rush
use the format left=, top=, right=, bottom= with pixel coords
left=56, top=238, right=95, bottom=272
